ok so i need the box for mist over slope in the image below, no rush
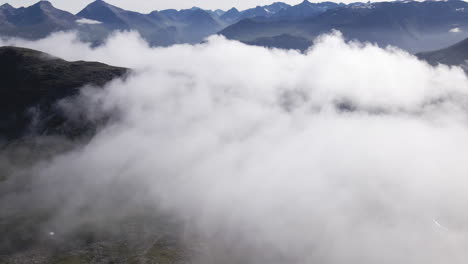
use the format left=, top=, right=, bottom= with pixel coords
left=2, top=31, right=468, bottom=263
left=417, top=37, right=468, bottom=73
left=0, top=46, right=127, bottom=139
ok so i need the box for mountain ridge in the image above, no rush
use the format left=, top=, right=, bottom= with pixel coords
left=417, top=37, right=468, bottom=72
left=1, top=0, right=468, bottom=52
left=0, top=0, right=76, bottom=39
left=220, top=0, right=468, bottom=52
left=0, top=46, right=128, bottom=139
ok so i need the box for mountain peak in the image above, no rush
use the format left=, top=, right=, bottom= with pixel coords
left=298, top=0, right=313, bottom=6
left=81, top=0, right=119, bottom=11
left=0, top=3, right=14, bottom=10
left=77, top=0, right=125, bottom=25
left=34, top=1, right=54, bottom=8
left=263, top=2, right=291, bottom=13
left=92, top=0, right=108, bottom=4
left=220, top=7, right=241, bottom=22
left=226, top=7, right=239, bottom=13
left=268, top=2, right=290, bottom=7
left=91, top=0, right=114, bottom=7
left=29, top=1, right=64, bottom=12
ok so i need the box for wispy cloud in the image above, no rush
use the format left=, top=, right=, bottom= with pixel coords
left=76, top=18, right=102, bottom=25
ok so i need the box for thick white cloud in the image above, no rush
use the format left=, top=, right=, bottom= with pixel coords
left=76, top=18, right=102, bottom=24
left=2, top=31, right=468, bottom=263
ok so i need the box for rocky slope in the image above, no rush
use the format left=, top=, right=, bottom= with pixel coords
left=417, top=37, right=468, bottom=72
left=0, top=46, right=189, bottom=264
left=0, top=46, right=127, bottom=139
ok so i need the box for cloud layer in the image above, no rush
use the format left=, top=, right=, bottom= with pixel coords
left=2, top=31, right=468, bottom=263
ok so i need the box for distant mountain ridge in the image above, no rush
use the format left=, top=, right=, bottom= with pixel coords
left=0, top=0, right=305, bottom=46
left=220, top=0, right=468, bottom=52
left=1, top=0, right=468, bottom=52
left=274, top=1, right=344, bottom=20
left=0, top=1, right=76, bottom=39
left=0, top=0, right=367, bottom=47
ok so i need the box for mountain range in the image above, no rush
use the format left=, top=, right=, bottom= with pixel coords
left=0, top=0, right=305, bottom=47
left=220, top=0, right=468, bottom=52
left=1, top=0, right=467, bottom=52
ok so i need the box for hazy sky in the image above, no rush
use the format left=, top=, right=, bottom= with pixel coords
left=0, top=0, right=308, bottom=13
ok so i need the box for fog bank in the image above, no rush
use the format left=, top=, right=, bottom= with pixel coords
left=1, top=31, right=468, bottom=263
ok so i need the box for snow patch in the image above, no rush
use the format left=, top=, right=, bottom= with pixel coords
left=76, top=18, right=102, bottom=25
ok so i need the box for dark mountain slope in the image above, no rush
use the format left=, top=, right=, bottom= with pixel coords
left=246, top=33, right=312, bottom=51
left=417, top=38, right=468, bottom=66
left=0, top=47, right=188, bottom=264
left=417, top=37, right=468, bottom=72
left=0, top=1, right=77, bottom=39
left=0, top=46, right=128, bottom=139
